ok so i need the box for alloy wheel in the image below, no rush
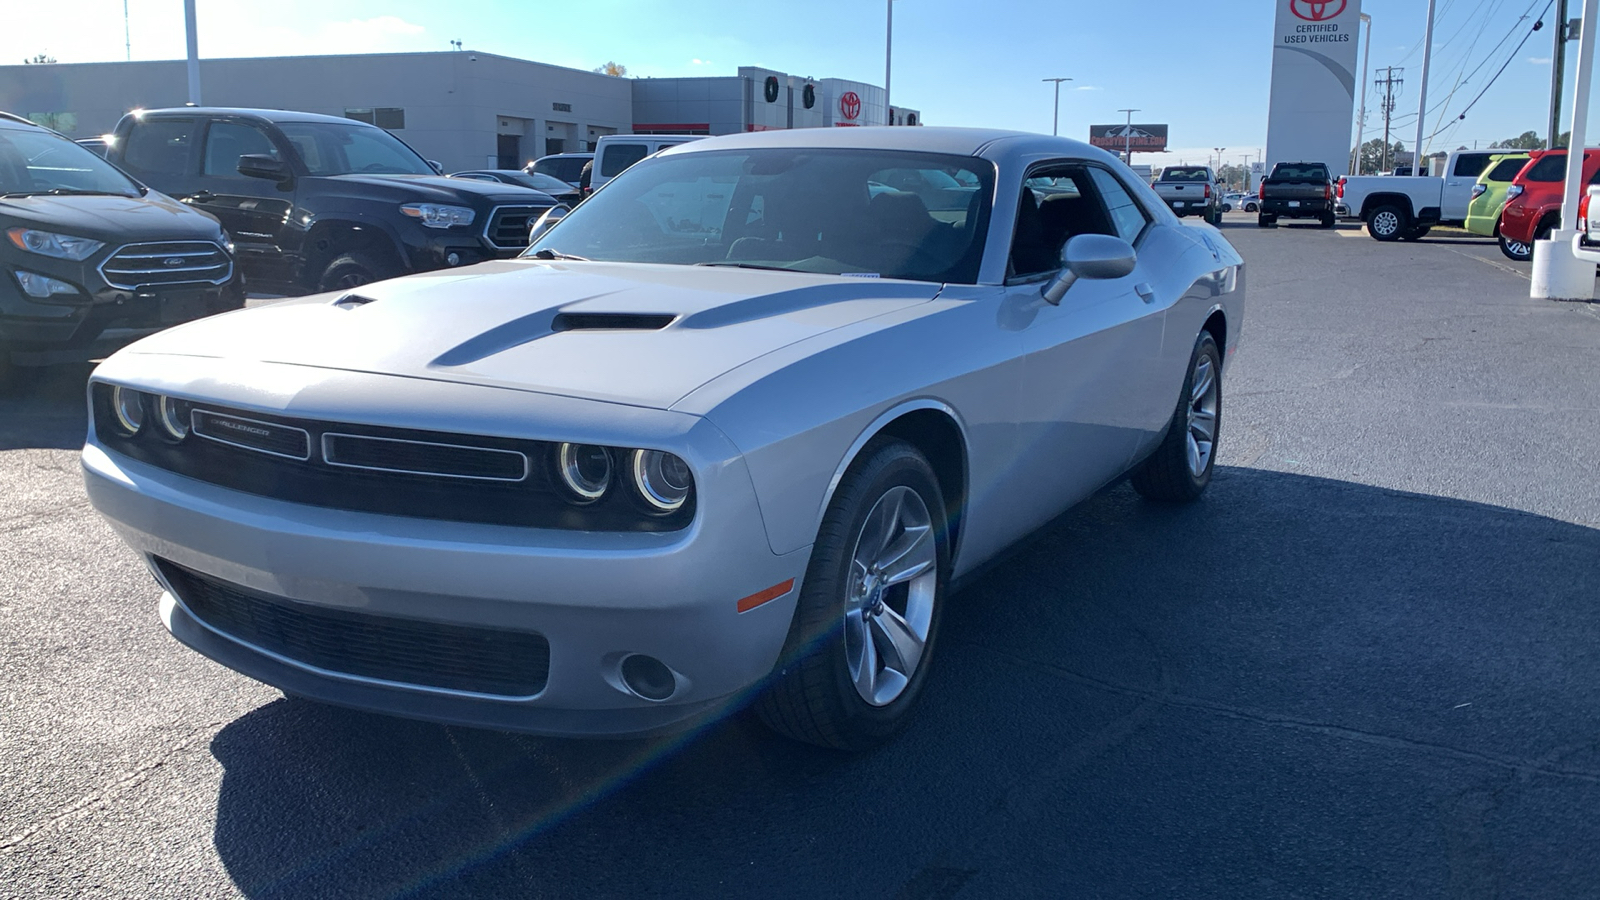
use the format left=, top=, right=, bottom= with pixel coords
left=843, top=485, right=938, bottom=707
left=1186, top=355, right=1219, bottom=478
left=1371, top=210, right=1400, bottom=237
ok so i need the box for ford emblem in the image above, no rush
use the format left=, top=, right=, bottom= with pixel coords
left=163, top=257, right=185, bottom=267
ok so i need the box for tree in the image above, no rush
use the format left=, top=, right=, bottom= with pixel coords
left=1491, top=131, right=1546, bottom=150
left=23, top=53, right=56, bottom=64
left=1356, top=138, right=1407, bottom=175
left=592, top=61, right=628, bottom=77
left=1216, top=164, right=1248, bottom=190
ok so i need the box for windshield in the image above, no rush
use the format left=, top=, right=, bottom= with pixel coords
left=533, top=156, right=589, bottom=184
left=0, top=126, right=142, bottom=197
left=1161, top=167, right=1210, bottom=182
left=276, top=122, right=433, bottom=176
left=526, top=148, right=995, bottom=284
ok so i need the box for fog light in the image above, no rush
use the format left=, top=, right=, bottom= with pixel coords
left=111, top=386, right=145, bottom=435
left=620, top=654, right=676, bottom=701
left=15, top=270, right=80, bottom=299
left=446, top=251, right=462, bottom=266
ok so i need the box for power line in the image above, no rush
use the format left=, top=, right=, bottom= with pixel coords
left=1426, top=0, right=1556, bottom=142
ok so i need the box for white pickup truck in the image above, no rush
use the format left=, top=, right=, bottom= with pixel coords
left=1334, top=149, right=1498, bottom=241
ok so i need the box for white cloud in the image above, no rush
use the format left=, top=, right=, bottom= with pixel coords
left=1075, top=85, right=1103, bottom=91
left=1529, top=56, right=1553, bottom=65
left=691, top=58, right=711, bottom=65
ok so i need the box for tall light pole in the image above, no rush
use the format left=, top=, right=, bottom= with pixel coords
left=1412, top=0, right=1437, bottom=173
left=1118, top=108, right=1140, bottom=163
left=1352, top=12, right=1372, bottom=174
left=884, top=0, right=895, bottom=125
left=1043, top=78, right=1072, bottom=136
left=1214, top=147, right=1226, bottom=170
left=183, top=0, right=201, bottom=105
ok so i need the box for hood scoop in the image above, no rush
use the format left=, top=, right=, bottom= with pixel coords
left=332, top=293, right=379, bottom=310
left=551, top=312, right=676, bottom=332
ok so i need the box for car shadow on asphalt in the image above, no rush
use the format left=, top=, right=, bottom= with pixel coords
left=0, top=363, right=96, bottom=451
left=204, top=467, right=1600, bottom=899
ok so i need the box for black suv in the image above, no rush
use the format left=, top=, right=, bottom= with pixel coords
left=107, top=108, right=556, bottom=295
left=0, top=111, right=241, bottom=381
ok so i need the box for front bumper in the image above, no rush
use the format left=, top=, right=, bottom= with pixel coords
left=0, top=260, right=242, bottom=354
left=81, top=367, right=809, bottom=738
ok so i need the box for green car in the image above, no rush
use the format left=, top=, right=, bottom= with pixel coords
left=1465, top=153, right=1531, bottom=237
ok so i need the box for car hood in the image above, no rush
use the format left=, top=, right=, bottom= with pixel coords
left=0, top=191, right=224, bottom=243
left=122, top=260, right=941, bottom=409
left=326, top=174, right=554, bottom=205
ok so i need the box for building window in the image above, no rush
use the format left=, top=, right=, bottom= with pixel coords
left=345, top=107, right=405, bottom=129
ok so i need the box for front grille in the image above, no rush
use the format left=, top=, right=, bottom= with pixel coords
left=158, top=560, right=551, bottom=697
left=484, top=206, right=551, bottom=250
left=322, top=433, right=528, bottom=481
left=91, top=386, right=694, bottom=532
left=100, top=241, right=232, bottom=290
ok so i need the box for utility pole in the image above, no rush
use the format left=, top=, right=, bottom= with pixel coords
left=1042, top=78, right=1071, bottom=136
left=1118, top=108, right=1140, bottom=163
left=124, top=0, right=131, bottom=61
left=1375, top=66, right=1403, bottom=173
left=183, top=0, right=201, bottom=106
left=884, top=0, right=895, bottom=125
left=1549, top=0, right=1570, bottom=149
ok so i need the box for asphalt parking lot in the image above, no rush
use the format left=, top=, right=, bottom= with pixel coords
left=3, top=218, right=1599, bottom=899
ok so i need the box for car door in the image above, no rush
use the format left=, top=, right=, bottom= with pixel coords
left=1443, top=152, right=1492, bottom=221
left=997, top=163, right=1169, bottom=535
left=189, top=119, right=298, bottom=286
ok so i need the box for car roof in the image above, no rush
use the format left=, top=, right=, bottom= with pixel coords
left=129, top=107, right=371, bottom=126
left=0, top=110, right=41, bottom=129
left=536, top=152, right=593, bottom=159
left=659, top=126, right=1117, bottom=165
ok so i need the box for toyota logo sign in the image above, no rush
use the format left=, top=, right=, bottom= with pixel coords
left=839, top=91, right=861, bottom=121
left=1290, top=0, right=1346, bottom=21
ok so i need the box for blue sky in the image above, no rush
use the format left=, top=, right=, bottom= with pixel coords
left=5, top=0, right=1592, bottom=167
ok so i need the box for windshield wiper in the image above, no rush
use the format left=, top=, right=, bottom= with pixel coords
left=693, top=261, right=795, bottom=272
left=1, top=188, right=133, bottom=199
left=529, top=248, right=589, bottom=261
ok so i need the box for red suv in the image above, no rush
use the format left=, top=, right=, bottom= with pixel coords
left=1497, top=148, right=1600, bottom=261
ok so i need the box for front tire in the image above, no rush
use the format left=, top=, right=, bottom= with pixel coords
left=1367, top=204, right=1407, bottom=241
left=1131, top=333, right=1222, bottom=503
left=757, top=440, right=949, bottom=751
left=317, top=252, right=392, bottom=293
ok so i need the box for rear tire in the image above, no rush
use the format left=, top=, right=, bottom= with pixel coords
left=1400, top=226, right=1431, bottom=241
left=1131, top=333, right=1222, bottom=503
left=756, top=439, right=950, bottom=751
left=1257, top=213, right=1276, bottom=228
left=1367, top=204, right=1407, bottom=241
left=1499, top=232, right=1534, bottom=261
left=1320, top=213, right=1337, bottom=229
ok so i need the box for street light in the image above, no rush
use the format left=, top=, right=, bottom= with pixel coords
left=1117, top=108, right=1140, bottom=163
left=1214, top=147, right=1226, bottom=170
left=1042, top=78, right=1072, bottom=136
left=885, top=0, right=896, bottom=125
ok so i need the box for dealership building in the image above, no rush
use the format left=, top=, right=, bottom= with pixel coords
left=0, top=51, right=921, bottom=172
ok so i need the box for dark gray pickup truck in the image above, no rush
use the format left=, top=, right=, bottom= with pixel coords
left=1152, top=166, right=1222, bottom=225
left=1257, top=162, right=1335, bottom=228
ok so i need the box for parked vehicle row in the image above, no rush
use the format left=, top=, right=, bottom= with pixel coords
left=1335, top=149, right=1496, bottom=240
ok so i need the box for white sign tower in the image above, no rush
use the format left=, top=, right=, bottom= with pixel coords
left=1265, top=0, right=1365, bottom=176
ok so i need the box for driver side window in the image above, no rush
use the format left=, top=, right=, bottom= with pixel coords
left=1008, top=164, right=1118, bottom=279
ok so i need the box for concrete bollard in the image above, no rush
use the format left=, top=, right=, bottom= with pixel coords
left=1530, top=231, right=1596, bottom=301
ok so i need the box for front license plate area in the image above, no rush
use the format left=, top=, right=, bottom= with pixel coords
left=159, top=293, right=210, bottom=324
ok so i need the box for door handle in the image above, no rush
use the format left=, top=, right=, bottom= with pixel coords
left=1135, top=283, right=1157, bottom=304
left=187, top=191, right=215, bottom=203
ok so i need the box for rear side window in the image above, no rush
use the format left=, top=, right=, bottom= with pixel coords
left=122, top=118, right=196, bottom=177
left=534, top=156, right=588, bottom=183
left=599, top=143, right=648, bottom=178
left=1453, top=154, right=1491, bottom=178
left=1487, top=157, right=1527, bottom=181
left=1524, top=154, right=1567, bottom=182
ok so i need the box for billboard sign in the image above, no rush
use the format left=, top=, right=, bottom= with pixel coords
left=1265, top=0, right=1363, bottom=176
left=1088, top=123, right=1168, bottom=153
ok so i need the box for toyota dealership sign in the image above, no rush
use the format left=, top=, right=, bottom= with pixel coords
left=1265, top=0, right=1363, bottom=176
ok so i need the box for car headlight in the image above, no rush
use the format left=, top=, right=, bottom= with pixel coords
left=13, top=270, right=82, bottom=299
left=556, top=442, right=613, bottom=502
left=399, top=203, right=475, bottom=229
left=111, top=387, right=146, bottom=435
left=6, top=227, right=104, bottom=261
left=155, top=395, right=192, bottom=441
left=219, top=229, right=236, bottom=255
left=632, top=449, right=693, bottom=513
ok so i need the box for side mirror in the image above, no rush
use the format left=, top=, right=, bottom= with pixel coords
left=526, top=205, right=571, bottom=245
left=237, top=154, right=291, bottom=183
left=427, top=159, right=444, bottom=175
left=1041, top=234, right=1137, bottom=305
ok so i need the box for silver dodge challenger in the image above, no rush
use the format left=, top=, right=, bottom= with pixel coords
left=82, top=128, right=1243, bottom=749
